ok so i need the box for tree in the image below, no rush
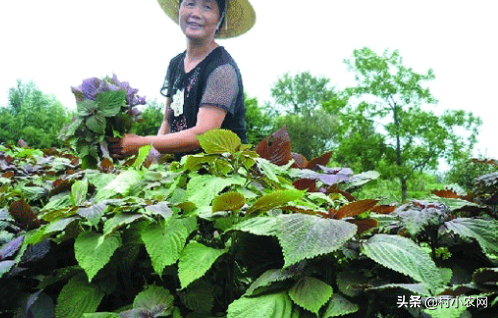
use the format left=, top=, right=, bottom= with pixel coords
left=270, top=72, right=339, bottom=159
left=1, top=80, right=70, bottom=148
left=270, top=71, right=334, bottom=115
left=243, top=95, right=272, bottom=145
left=340, top=47, right=481, bottom=201
left=323, top=98, right=386, bottom=173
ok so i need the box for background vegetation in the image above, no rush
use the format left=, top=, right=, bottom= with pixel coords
left=0, top=47, right=497, bottom=318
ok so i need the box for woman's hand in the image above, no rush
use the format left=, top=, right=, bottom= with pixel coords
left=107, top=134, right=144, bottom=158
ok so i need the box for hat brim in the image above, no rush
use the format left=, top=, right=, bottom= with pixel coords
left=157, top=0, right=256, bottom=39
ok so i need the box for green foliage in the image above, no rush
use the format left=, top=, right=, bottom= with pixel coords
left=276, top=214, right=357, bottom=268
left=59, top=75, right=145, bottom=169
left=323, top=294, right=359, bottom=317
left=288, top=277, right=333, bottom=314
left=445, top=153, right=498, bottom=191
left=74, top=231, right=121, bottom=281
left=243, top=95, right=273, bottom=146
left=270, top=72, right=340, bottom=159
left=270, top=71, right=335, bottom=115
left=134, top=99, right=164, bottom=136
left=361, top=234, right=444, bottom=293
left=0, top=79, right=70, bottom=149
left=178, top=241, right=227, bottom=288
left=333, top=47, right=482, bottom=201
left=1, top=128, right=497, bottom=318
left=227, top=292, right=293, bottom=318
left=55, top=274, right=105, bottom=318
left=141, top=218, right=193, bottom=275
left=273, top=110, right=337, bottom=159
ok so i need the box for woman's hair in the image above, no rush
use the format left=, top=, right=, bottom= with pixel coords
left=178, top=0, right=227, bottom=29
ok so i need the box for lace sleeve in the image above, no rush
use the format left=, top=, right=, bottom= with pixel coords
left=200, top=64, right=239, bottom=114
left=160, top=65, right=172, bottom=97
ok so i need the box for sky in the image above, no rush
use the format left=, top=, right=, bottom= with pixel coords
left=1, top=0, right=497, bottom=160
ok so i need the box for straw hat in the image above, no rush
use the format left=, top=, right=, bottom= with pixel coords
left=157, top=0, right=256, bottom=39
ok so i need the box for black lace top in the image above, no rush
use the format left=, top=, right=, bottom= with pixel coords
left=160, top=46, right=247, bottom=147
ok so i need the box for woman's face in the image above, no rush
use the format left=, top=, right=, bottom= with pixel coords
left=179, top=0, right=221, bottom=42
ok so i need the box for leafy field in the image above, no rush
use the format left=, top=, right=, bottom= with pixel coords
left=1, top=128, right=497, bottom=318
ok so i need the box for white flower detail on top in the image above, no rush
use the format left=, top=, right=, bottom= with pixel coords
left=170, top=88, right=185, bottom=117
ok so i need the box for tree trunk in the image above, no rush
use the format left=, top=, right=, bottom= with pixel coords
left=400, top=177, right=408, bottom=202
left=392, top=102, right=406, bottom=201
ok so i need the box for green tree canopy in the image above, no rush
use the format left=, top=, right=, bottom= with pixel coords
left=0, top=80, right=70, bottom=148
left=270, top=72, right=339, bottom=159
left=333, top=47, right=481, bottom=201
left=270, top=71, right=335, bottom=115
left=243, top=95, right=273, bottom=146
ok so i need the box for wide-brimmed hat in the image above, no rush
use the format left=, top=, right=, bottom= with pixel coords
left=157, top=0, right=256, bottom=39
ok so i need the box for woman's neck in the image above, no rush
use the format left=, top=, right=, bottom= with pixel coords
left=185, top=39, right=218, bottom=61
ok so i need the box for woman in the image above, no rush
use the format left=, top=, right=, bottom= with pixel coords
left=109, top=0, right=255, bottom=159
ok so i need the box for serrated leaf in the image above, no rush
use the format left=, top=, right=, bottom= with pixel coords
left=247, top=190, right=304, bottom=215
left=256, top=158, right=293, bottom=183
left=227, top=292, right=293, bottom=318
left=71, top=178, right=88, bottom=206
left=180, top=280, right=214, bottom=313
left=277, top=214, right=357, bottom=268
left=77, top=100, right=98, bottom=116
left=394, top=204, right=445, bottom=236
left=0, top=260, right=15, bottom=278
left=78, top=202, right=108, bottom=226
left=141, top=219, right=189, bottom=275
left=444, top=218, right=498, bottom=254
left=86, top=112, right=106, bottom=134
left=178, top=241, right=227, bottom=289
left=133, top=285, right=174, bottom=315
left=197, top=129, right=241, bottom=154
left=103, top=214, right=144, bottom=238
left=212, top=192, right=246, bottom=212
left=9, top=199, right=41, bottom=230
left=322, top=294, right=359, bottom=317
left=43, top=216, right=79, bottom=235
left=366, top=283, right=431, bottom=296
left=230, top=216, right=278, bottom=236
left=288, top=277, right=332, bottom=314
left=96, top=170, right=142, bottom=200
left=343, top=170, right=380, bottom=189
left=254, top=126, right=292, bottom=166
left=144, top=202, right=172, bottom=220
left=0, top=235, right=24, bottom=260
left=74, top=231, right=122, bottom=281
left=335, top=199, right=378, bottom=219
left=184, top=154, right=218, bottom=172
left=245, top=269, right=295, bottom=296
left=186, top=174, right=245, bottom=208
left=132, top=145, right=152, bottom=169
left=63, top=117, right=85, bottom=138
left=55, top=274, right=105, bottom=318
left=361, top=234, right=444, bottom=293
left=95, top=90, right=126, bottom=117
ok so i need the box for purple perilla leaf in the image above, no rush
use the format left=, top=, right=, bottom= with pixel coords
left=73, top=77, right=103, bottom=101
left=20, top=240, right=50, bottom=263
left=0, top=235, right=24, bottom=260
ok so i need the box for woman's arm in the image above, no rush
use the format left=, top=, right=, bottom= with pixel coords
left=157, top=97, right=171, bottom=135
left=109, top=105, right=226, bottom=157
